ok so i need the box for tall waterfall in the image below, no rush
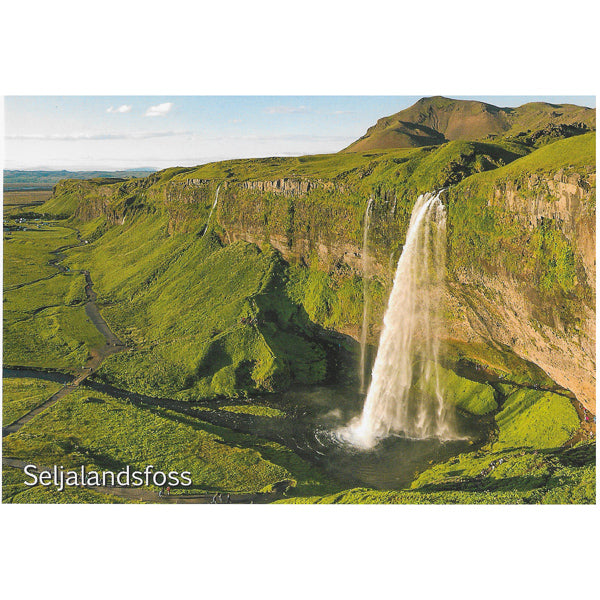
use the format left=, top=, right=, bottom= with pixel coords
left=359, top=197, right=374, bottom=393
left=202, top=184, right=221, bottom=237
left=340, top=191, right=453, bottom=448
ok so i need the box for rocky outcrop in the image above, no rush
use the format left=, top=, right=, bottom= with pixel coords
left=449, top=172, right=596, bottom=411
left=447, top=270, right=596, bottom=411
left=239, top=178, right=336, bottom=195
left=74, top=194, right=122, bottom=224
left=186, top=177, right=344, bottom=195
left=494, top=171, right=596, bottom=288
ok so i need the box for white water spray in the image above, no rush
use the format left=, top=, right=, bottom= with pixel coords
left=359, top=197, right=374, bottom=393
left=202, top=184, right=221, bottom=237
left=340, top=191, right=454, bottom=448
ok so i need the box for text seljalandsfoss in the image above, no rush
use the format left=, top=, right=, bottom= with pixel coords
left=23, top=464, right=192, bottom=492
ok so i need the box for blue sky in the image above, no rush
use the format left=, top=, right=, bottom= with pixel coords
left=4, top=95, right=595, bottom=170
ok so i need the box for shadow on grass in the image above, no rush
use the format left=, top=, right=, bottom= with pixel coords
left=79, top=380, right=343, bottom=497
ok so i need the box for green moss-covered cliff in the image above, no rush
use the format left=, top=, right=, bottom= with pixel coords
left=40, top=131, right=596, bottom=410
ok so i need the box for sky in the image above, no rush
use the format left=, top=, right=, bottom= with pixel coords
left=4, top=95, right=596, bottom=171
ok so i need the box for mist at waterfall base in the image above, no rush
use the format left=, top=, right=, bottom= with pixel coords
left=339, top=191, right=464, bottom=450
left=270, top=384, right=481, bottom=490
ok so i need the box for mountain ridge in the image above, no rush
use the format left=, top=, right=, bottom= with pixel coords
left=342, top=96, right=595, bottom=152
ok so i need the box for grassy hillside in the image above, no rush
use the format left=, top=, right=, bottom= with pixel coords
left=277, top=441, right=595, bottom=504
left=63, top=219, right=331, bottom=399
left=30, top=137, right=532, bottom=394
left=3, top=224, right=78, bottom=287
left=343, top=96, right=595, bottom=153
left=2, top=378, right=64, bottom=425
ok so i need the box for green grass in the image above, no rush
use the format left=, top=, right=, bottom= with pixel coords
left=3, top=305, right=104, bottom=369
left=493, top=388, right=580, bottom=450
left=174, top=148, right=419, bottom=182
left=449, top=133, right=595, bottom=300
left=3, top=225, right=78, bottom=288
left=4, top=272, right=87, bottom=315
left=278, top=441, right=595, bottom=504
left=221, top=404, right=285, bottom=417
left=60, top=211, right=330, bottom=398
left=415, top=362, right=498, bottom=415
left=2, top=386, right=339, bottom=497
left=443, top=340, right=559, bottom=388
left=276, top=488, right=529, bottom=504
left=3, top=268, right=104, bottom=370
left=2, top=377, right=63, bottom=425
left=3, top=222, right=106, bottom=370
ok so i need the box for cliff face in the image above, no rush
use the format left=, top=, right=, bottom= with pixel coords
left=446, top=170, right=595, bottom=410
left=44, top=135, right=596, bottom=410
left=166, top=178, right=380, bottom=275
left=210, top=173, right=595, bottom=410
left=498, top=172, right=596, bottom=288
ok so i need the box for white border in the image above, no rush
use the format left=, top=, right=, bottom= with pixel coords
left=1, top=1, right=598, bottom=599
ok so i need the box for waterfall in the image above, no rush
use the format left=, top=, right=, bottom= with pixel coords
left=339, top=191, right=453, bottom=448
left=202, top=184, right=221, bottom=237
left=359, top=197, right=374, bottom=393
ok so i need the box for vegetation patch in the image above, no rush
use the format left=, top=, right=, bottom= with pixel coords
left=2, top=387, right=338, bottom=496
left=2, top=377, right=63, bottom=425
left=221, top=404, right=285, bottom=418
left=2, top=466, right=136, bottom=504
left=278, top=441, right=595, bottom=504
left=3, top=225, right=78, bottom=288
left=493, top=388, right=580, bottom=450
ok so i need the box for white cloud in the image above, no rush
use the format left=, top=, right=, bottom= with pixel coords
left=144, top=102, right=174, bottom=117
left=107, top=104, right=132, bottom=114
left=265, top=105, right=309, bottom=114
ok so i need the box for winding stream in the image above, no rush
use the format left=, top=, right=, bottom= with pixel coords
left=3, top=228, right=125, bottom=437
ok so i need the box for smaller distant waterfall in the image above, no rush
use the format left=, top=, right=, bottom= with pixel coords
left=202, top=184, right=221, bottom=237
left=339, top=191, right=455, bottom=449
left=359, top=197, right=374, bottom=393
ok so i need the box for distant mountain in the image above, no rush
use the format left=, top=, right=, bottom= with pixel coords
left=342, top=96, right=596, bottom=152
left=3, top=169, right=156, bottom=191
